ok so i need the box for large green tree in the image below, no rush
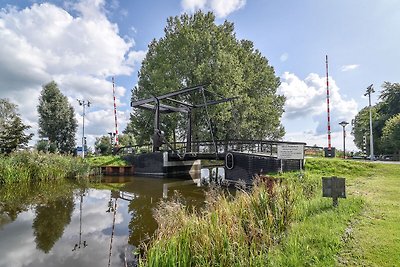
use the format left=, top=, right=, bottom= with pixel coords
left=126, top=12, right=285, bottom=145
left=382, top=114, right=400, bottom=155
left=352, top=82, right=400, bottom=154
left=37, top=81, right=77, bottom=154
left=94, top=135, right=113, bottom=155
left=351, top=106, right=381, bottom=154
left=0, top=99, right=33, bottom=154
left=378, top=82, right=400, bottom=117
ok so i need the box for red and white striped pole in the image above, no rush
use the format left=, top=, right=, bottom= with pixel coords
left=326, top=55, right=332, bottom=150
left=112, top=77, right=119, bottom=146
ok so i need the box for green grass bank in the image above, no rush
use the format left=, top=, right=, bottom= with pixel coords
left=140, top=158, right=400, bottom=266
left=85, top=155, right=129, bottom=167
left=0, top=151, right=91, bottom=184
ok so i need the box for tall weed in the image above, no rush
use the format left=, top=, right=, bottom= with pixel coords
left=142, top=177, right=298, bottom=266
left=0, top=151, right=91, bottom=184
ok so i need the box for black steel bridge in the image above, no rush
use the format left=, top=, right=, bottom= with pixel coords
left=125, top=85, right=306, bottom=183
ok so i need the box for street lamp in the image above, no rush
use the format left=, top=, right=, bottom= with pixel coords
left=364, top=84, right=375, bottom=161
left=77, top=99, right=91, bottom=158
left=339, top=121, right=349, bottom=159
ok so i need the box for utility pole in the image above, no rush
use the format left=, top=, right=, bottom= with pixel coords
left=364, top=84, right=375, bottom=161
left=77, top=99, right=91, bottom=158
left=326, top=55, right=332, bottom=150
left=112, top=77, right=119, bottom=147
left=339, top=121, right=349, bottom=159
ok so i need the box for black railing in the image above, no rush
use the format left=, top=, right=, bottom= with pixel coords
left=126, top=139, right=306, bottom=156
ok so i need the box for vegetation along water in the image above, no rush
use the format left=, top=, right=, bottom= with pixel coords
left=140, top=158, right=400, bottom=267
left=0, top=151, right=91, bottom=184
left=1, top=155, right=399, bottom=266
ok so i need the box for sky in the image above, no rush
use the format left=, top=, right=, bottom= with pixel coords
left=1, top=0, right=399, bottom=151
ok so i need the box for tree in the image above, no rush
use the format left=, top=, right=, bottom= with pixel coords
left=125, top=11, right=285, bottom=145
left=118, top=133, right=136, bottom=147
left=352, top=82, right=400, bottom=154
left=378, top=82, right=400, bottom=117
left=37, top=81, right=77, bottom=154
left=0, top=99, right=33, bottom=154
left=94, top=135, right=113, bottom=155
left=382, top=114, right=400, bottom=155
left=351, top=106, right=381, bottom=153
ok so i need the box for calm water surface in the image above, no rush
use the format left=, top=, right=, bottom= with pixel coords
left=0, top=175, right=211, bottom=267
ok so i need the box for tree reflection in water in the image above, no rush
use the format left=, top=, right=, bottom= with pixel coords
left=32, top=195, right=74, bottom=253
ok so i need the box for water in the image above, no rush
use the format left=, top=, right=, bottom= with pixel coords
left=0, top=175, right=210, bottom=267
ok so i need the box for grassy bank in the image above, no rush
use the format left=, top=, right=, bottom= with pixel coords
left=0, top=151, right=91, bottom=184
left=337, top=163, right=400, bottom=266
left=141, top=158, right=400, bottom=266
left=86, top=155, right=129, bottom=167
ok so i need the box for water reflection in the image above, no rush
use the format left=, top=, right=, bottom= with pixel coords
left=72, top=190, right=88, bottom=252
left=0, top=176, right=207, bottom=267
left=33, top=195, right=74, bottom=253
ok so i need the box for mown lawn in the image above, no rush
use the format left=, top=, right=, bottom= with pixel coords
left=337, top=163, right=400, bottom=266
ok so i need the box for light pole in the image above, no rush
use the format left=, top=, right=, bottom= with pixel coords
left=364, top=84, right=375, bottom=161
left=77, top=99, right=91, bottom=158
left=339, top=121, right=349, bottom=159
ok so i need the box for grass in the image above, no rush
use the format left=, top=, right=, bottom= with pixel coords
left=140, top=158, right=400, bottom=266
left=143, top=178, right=298, bottom=266
left=85, top=155, right=129, bottom=167
left=0, top=151, right=91, bottom=184
left=337, top=163, right=400, bottom=266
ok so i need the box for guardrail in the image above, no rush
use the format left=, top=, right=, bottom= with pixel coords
left=126, top=139, right=306, bottom=156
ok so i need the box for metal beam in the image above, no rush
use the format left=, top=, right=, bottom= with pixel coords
left=137, top=103, right=189, bottom=113
left=131, top=84, right=207, bottom=107
left=165, top=97, right=195, bottom=108
left=194, top=97, right=238, bottom=108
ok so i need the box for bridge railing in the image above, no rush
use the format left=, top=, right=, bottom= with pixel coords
left=129, top=139, right=306, bottom=157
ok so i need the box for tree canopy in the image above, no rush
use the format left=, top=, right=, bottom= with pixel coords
left=125, top=11, right=285, bottom=145
left=0, top=99, right=33, bottom=154
left=382, top=114, right=400, bottom=154
left=37, top=81, right=77, bottom=154
left=352, top=82, right=400, bottom=155
left=94, top=135, right=113, bottom=155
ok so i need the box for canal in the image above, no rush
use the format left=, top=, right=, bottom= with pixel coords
left=0, top=171, right=224, bottom=267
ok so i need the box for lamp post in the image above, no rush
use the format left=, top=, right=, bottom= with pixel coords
left=364, top=84, right=375, bottom=161
left=339, top=121, right=349, bottom=159
left=77, top=99, right=91, bottom=158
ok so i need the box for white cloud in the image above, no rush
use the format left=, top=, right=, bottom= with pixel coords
left=280, top=52, right=289, bottom=62
left=181, top=0, right=246, bottom=18
left=181, top=0, right=207, bottom=13
left=278, top=72, right=358, bottom=120
left=0, top=0, right=141, bottom=147
left=341, top=64, right=359, bottom=72
left=126, top=50, right=147, bottom=68
left=279, top=72, right=358, bottom=147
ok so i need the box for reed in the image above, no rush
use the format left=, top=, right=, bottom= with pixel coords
left=140, top=159, right=375, bottom=266
left=142, top=177, right=298, bottom=266
left=0, top=151, right=91, bottom=184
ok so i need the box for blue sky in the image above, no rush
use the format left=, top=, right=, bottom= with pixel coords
left=1, top=0, right=399, bottom=150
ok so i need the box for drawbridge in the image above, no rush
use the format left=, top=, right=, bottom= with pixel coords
left=129, top=85, right=306, bottom=183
